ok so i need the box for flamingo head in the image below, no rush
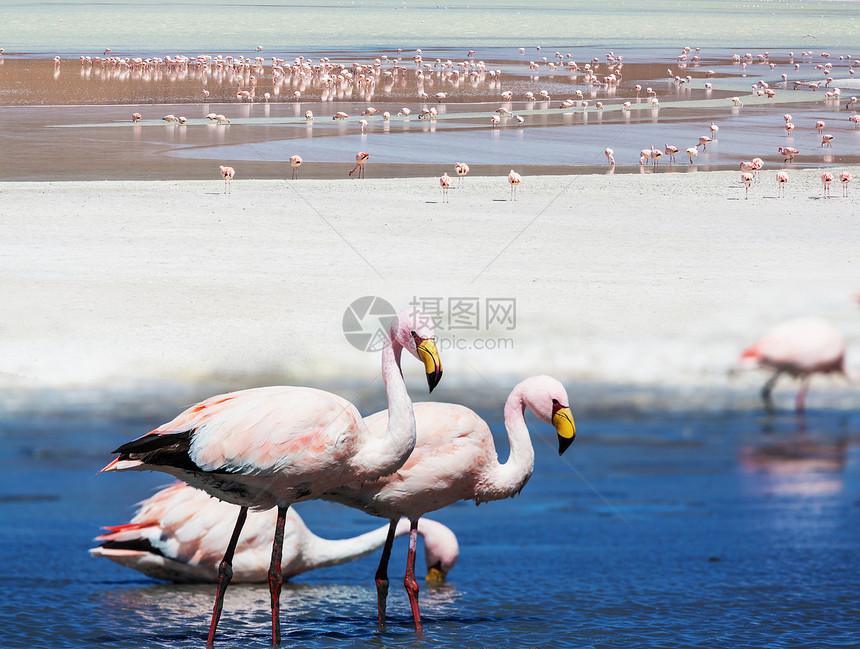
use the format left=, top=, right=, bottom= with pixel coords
left=390, top=308, right=443, bottom=392
left=518, top=375, right=576, bottom=455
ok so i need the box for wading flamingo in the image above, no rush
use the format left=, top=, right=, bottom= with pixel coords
left=455, top=162, right=470, bottom=186
left=698, top=136, right=713, bottom=151
left=709, top=122, right=719, bottom=139
left=685, top=147, right=698, bottom=164
left=741, top=172, right=754, bottom=199
left=741, top=317, right=847, bottom=412
left=289, top=155, right=302, bottom=180
left=322, top=375, right=576, bottom=634
left=90, top=483, right=459, bottom=584
left=508, top=169, right=521, bottom=200
left=822, top=172, right=833, bottom=197
left=785, top=121, right=794, bottom=135
left=821, top=133, right=834, bottom=147
left=776, top=171, right=788, bottom=197
left=664, top=145, right=679, bottom=164
left=101, top=309, right=443, bottom=647
left=349, top=152, right=370, bottom=178
left=219, top=166, right=234, bottom=194
left=439, top=172, right=450, bottom=202
left=815, top=120, right=825, bottom=133
left=778, top=146, right=798, bottom=162
left=132, top=113, right=142, bottom=123
left=604, top=148, right=615, bottom=166
left=840, top=171, right=851, bottom=196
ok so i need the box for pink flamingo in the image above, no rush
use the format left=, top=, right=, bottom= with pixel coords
left=751, top=157, right=764, bottom=179
left=741, top=317, right=848, bottom=412
left=815, top=120, right=825, bottom=133
left=822, top=172, right=834, bottom=197
left=776, top=171, right=788, bottom=197
left=132, top=112, right=142, bottom=123
left=784, top=121, right=794, bottom=135
left=664, top=144, right=679, bottom=164
left=778, top=146, right=798, bottom=163
left=90, top=483, right=459, bottom=584
left=709, top=122, right=719, bottom=139
left=101, top=309, right=443, bottom=647
left=686, top=147, right=698, bottom=164
left=455, top=162, right=470, bottom=186
left=323, top=376, right=576, bottom=633
left=439, top=172, right=450, bottom=202
left=741, top=172, right=754, bottom=199
left=349, top=152, right=370, bottom=178
left=289, top=155, right=302, bottom=180
left=508, top=169, right=521, bottom=200
left=821, top=134, right=834, bottom=147
left=219, top=166, right=234, bottom=194
left=604, top=148, right=615, bottom=166
left=697, top=136, right=713, bottom=151
left=840, top=171, right=851, bottom=196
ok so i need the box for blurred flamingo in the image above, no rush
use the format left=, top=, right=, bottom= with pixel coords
left=349, top=152, right=370, bottom=178
left=289, top=155, right=303, bottom=180
left=219, top=166, right=234, bottom=193
left=508, top=169, right=522, bottom=200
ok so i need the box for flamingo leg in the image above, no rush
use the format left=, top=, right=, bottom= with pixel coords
left=207, top=505, right=248, bottom=647
left=761, top=370, right=782, bottom=412
left=796, top=375, right=811, bottom=413
left=374, top=519, right=398, bottom=628
left=403, top=519, right=423, bottom=636
left=268, top=505, right=289, bottom=646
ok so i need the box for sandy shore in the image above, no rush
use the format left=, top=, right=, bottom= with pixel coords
left=1, top=169, right=858, bottom=412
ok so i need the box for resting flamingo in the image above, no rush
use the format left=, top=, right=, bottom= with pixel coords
left=322, top=375, right=576, bottom=633
left=349, top=152, right=370, bottom=178
left=664, top=145, right=679, bottom=164
left=822, top=172, right=833, bottom=197
left=90, top=482, right=458, bottom=584
left=604, top=148, right=615, bottom=166
left=289, top=155, right=302, bottom=180
left=740, top=317, right=848, bottom=412
left=840, top=171, right=851, bottom=196
left=101, top=308, right=443, bottom=646
left=776, top=171, right=788, bottom=197
left=455, top=162, right=470, bottom=186
left=508, top=169, right=521, bottom=200
left=741, top=172, right=754, bottom=199
left=219, top=166, right=234, bottom=194
left=439, top=172, right=450, bottom=202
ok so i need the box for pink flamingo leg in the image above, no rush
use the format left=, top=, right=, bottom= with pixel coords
left=403, top=519, right=423, bottom=636
left=796, top=375, right=811, bottom=413
left=374, top=519, right=398, bottom=628
left=207, top=506, right=249, bottom=647
left=268, top=506, right=289, bottom=646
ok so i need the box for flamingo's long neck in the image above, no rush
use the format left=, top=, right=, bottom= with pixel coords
left=477, top=385, right=536, bottom=502
left=298, top=521, right=407, bottom=574
left=349, top=332, right=416, bottom=481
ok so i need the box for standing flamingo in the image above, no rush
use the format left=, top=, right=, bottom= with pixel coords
left=776, top=171, right=788, bottom=197
left=741, top=172, right=754, bottom=199
left=101, top=308, right=443, bottom=646
left=219, top=166, right=234, bottom=194
left=741, top=317, right=847, bottom=412
left=698, top=136, right=713, bottom=151
left=778, top=146, right=798, bottom=162
left=289, top=155, right=303, bottom=180
left=323, top=375, right=576, bottom=633
left=664, top=144, right=679, bottom=164
left=439, top=173, right=450, bottom=202
left=822, top=172, right=833, bottom=197
left=604, top=148, right=615, bottom=166
left=840, top=171, right=851, bottom=196
left=709, top=122, right=719, bottom=139
left=508, top=169, right=521, bottom=200
left=349, top=152, right=370, bottom=178
left=685, top=147, right=698, bottom=164
left=821, top=134, right=834, bottom=147
left=132, top=112, right=142, bottom=123
left=815, top=120, right=825, bottom=133
left=455, top=162, right=470, bottom=186
left=90, top=483, right=459, bottom=584
left=785, top=121, right=794, bottom=135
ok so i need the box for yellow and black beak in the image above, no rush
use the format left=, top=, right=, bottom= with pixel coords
left=425, top=564, right=447, bottom=583
left=552, top=403, right=576, bottom=455
left=416, top=337, right=443, bottom=393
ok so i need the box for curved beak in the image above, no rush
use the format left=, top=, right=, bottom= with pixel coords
left=416, top=338, right=443, bottom=393
left=552, top=405, right=576, bottom=456
left=425, top=565, right=447, bottom=583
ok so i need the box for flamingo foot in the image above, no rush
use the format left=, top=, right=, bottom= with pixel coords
left=207, top=506, right=248, bottom=647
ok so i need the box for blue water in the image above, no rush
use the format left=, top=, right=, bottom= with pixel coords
left=1, top=0, right=860, bottom=54
left=2, top=398, right=859, bottom=648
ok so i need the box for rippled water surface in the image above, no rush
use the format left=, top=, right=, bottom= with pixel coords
left=2, top=401, right=859, bottom=648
